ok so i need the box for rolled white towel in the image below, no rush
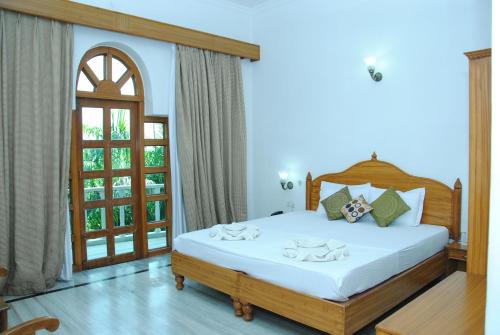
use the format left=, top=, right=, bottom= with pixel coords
left=283, top=238, right=349, bottom=262
left=209, top=223, right=260, bottom=241
left=224, top=223, right=247, bottom=231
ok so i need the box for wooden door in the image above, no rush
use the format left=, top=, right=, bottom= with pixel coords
left=76, top=98, right=141, bottom=268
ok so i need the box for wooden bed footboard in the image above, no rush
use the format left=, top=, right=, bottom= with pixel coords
left=172, top=251, right=447, bottom=335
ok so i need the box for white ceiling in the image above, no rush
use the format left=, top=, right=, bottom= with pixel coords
left=223, top=0, right=271, bottom=8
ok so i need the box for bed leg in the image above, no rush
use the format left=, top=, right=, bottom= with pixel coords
left=240, top=300, right=253, bottom=321
left=174, top=274, right=184, bottom=290
left=231, top=296, right=243, bottom=317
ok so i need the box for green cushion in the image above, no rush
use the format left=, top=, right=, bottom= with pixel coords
left=370, top=188, right=411, bottom=227
left=321, top=187, right=352, bottom=220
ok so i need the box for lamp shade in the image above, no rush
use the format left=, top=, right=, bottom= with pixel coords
left=279, top=171, right=289, bottom=180
left=364, top=57, right=376, bottom=66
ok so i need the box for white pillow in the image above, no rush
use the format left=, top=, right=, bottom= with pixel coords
left=367, top=187, right=426, bottom=227
left=317, top=182, right=371, bottom=215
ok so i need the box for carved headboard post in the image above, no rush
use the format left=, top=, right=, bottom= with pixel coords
left=306, top=172, right=312, bottom=210
left=452, top=178, right=462, bottom=241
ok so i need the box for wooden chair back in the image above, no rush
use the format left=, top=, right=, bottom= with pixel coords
left=0, top=267, right=60, bottom=335
left=0, top=317, right=60, bottom=335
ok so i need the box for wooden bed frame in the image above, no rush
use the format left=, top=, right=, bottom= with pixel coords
left=172, top=153, right=462, bottom=335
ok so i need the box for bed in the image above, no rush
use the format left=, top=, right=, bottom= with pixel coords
left=172, top=153, right=462, bottom=335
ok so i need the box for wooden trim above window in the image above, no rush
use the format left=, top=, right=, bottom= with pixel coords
left=0, top=0, right=260, bottom=61
left=76, top=92, right=143, bottom=102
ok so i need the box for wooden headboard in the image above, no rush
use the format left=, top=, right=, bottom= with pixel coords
left=306, top=153, right=462, bottom=240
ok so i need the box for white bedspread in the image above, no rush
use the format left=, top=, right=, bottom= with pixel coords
left=174, top=211, right=449, bottom=301
left=283, top=239, right=348, bottom=262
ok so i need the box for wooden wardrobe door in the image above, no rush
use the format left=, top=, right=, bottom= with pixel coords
left=466, top=49, right=491, bottom=275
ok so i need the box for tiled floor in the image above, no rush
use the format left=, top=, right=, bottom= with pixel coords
left=4, top=256, right=376, bottom=334
left=4, top=255, right=171, bottom=303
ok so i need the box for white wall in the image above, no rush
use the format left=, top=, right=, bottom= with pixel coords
left=71, top=0, right=256, bottom=219
left=72, top=0, right=254, bottom=117
left=485, top=1, right=499, bottom=332
left=71, top=0, right=492, bottom=231
left=249, top=0, right=491, bottom=229
left=73, top=26, right=175, bottom=116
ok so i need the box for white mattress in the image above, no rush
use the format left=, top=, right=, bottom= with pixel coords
left=174, top=211, right=449, bottom=301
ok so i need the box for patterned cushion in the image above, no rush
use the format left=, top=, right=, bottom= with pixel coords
left=321, top=186, right=352, bottom=220
left=340, top=195, right=373, bottom=223
left=370, top=188, right=411, bottom=227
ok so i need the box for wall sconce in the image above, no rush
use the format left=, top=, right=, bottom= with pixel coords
left=364, top=57, right=383, bottom=82
left=279, top=171, right=293, bottom=190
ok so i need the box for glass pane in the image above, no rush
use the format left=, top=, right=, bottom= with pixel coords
left=148, top=227, right=167, bottom=250
left=87, top=55, right=105, bottom=81
left=144, top=123, right=165, bottom=140
left=111, top=109, right=131, bottom=140
left=86, top=237, right=107, bottom=260
left=82, top=107, right=104, bottom=140
left=83, top=148, right=104, bottom=171
left=115, top=233, right=134, bottom=255
left=111, top=148, right=131, bottom=169
left=120, top=76, right=136, bottom=95
left=146, top=200, right=166, bottom=223
left=84, top=178, right=105, bottom=202
left=85, top=207, right=106, bottom=231
left=113, top=204, right=134, bottom=227
left=77, top=72, right=94, bottom=92
left=145, top=173, right=165, bottom=195
left=144, top=146, right=165, bottom=167
left=112, top=57, right=127, bottom=82
left=113, top=176, right=131, bottom=199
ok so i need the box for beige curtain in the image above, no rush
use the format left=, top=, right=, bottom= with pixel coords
left=176, top=45, right=247, bottom=231
left=0, top=11, right=73, bottom=295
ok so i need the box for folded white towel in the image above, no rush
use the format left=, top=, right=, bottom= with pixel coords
left=209, top=223, right=260, bottom=241
left=283, top=238, right=349, bottom=262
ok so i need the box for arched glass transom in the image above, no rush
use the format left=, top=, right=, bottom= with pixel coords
left=76, top=47, right=143, bottom=99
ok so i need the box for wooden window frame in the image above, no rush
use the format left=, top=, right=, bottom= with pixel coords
left=141, top=116, right=173, bottom=257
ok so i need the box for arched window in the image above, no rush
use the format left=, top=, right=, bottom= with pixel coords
left=70, top=47, right=171, bottom=270
left=76, top=47, right=144, bottom=99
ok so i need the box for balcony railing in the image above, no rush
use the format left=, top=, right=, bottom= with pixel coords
left=84, top=183, right=164, bottom=226
left=83, top=183, right=167, bottom=258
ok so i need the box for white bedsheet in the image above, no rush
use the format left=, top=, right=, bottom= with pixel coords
left=174, top=211, right=449, bottom=301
